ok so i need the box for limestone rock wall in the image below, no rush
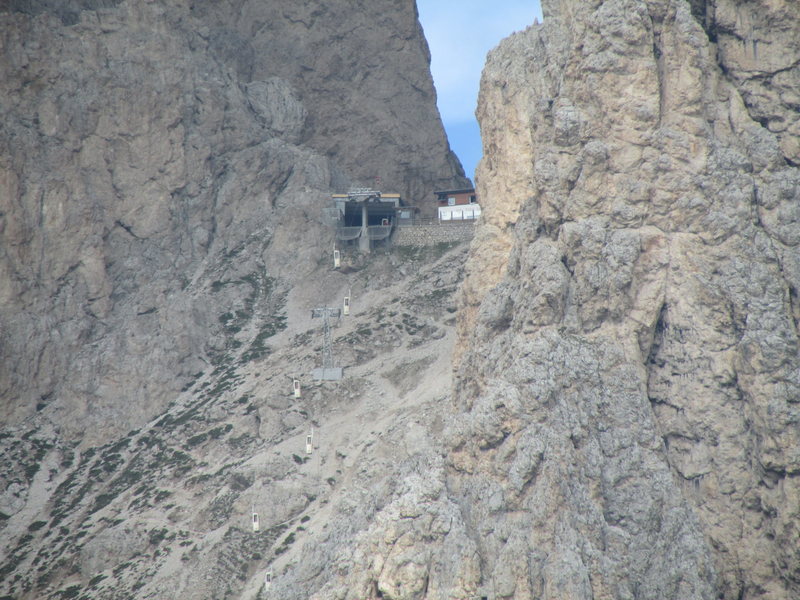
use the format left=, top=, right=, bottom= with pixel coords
left=0, top=0, right=465, bottom=444
left=451, top=0, right=800, bottom=598
left=231, top=0, right=470, bottom=203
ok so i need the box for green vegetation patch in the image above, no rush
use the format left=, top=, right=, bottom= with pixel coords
left=420, top=287, right=455, bottom=303
left=208, top=493, right=238, bottom=529
left=148, top=527, right=170, bottom=546
left=58, top=585, right=81, bottom=599
left=112, top=561, right=132, bottom=576
left=183, top=423, right=233, bottom=450
left=227, top=433, right=252, bottom=450
left=274, top=530, right=298, bottom=556
left=240, top=316, right=287, bottom=363
left=185, top=432, right=209, bottom=448
left=28, top=520, right=47, bottom=532
left=180, top=371, right=205, bottom=392
left=154, top=490, right=172, bottom=503
left=213, top=271, right=288, bottom=366
left=22, top=439, right=53, bottom=481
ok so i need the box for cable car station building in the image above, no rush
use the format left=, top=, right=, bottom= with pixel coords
left=434, top=187, right=481, bottom=221
left=332, top=188, right=402, bottom=252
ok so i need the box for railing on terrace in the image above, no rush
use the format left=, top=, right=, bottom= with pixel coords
left=334, top=218, right=478, bottom=238
left=367, top=225, right=393, bottom=240
left=395, top=216, right=478, bottom=227
left=335, top=226, right=362, bottom=241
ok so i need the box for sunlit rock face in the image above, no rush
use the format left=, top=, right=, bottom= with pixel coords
left=0, top=0, right=467, bottom=444
left=452, top=0, right=800, bottom=598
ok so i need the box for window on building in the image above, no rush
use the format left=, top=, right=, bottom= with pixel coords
left=470, top=195, right=477, bottom=203
left=448, top=197, right=456, bottom=206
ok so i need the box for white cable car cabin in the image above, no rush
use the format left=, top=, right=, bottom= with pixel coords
left=293, top=379, right=301, bottom=398
left=252, top=511, right=260, bottom=532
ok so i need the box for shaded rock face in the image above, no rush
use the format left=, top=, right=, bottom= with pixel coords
left=0, top=0, right=465, bottom=443
left=450, top=0, right=799, bottom=598
left=234, top=0, right=469, bottom=202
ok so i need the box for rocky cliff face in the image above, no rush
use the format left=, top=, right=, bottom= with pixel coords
left=0, top=0, right=467, bottom=443
left=253, top=2, right=799, bottom=598
left=3, top=0, right=799, bottom=599
left=453, top=0, right=800, bottom=598
left=0, top=1, right=473, bottom=598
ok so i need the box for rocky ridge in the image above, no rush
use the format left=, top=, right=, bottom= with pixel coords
left=262, top=2, right=800, bottom=598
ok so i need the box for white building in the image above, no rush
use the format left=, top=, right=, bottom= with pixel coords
left=434, top=188, right=481, bottom=221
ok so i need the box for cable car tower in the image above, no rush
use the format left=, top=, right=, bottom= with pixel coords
left=311, top=306, right=343, bottom=380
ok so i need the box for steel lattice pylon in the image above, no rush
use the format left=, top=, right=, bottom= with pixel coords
left=311, top=307, right=341, bottom=369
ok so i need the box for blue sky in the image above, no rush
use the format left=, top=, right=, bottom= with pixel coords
left=416, top=1, right=543, bottom=183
